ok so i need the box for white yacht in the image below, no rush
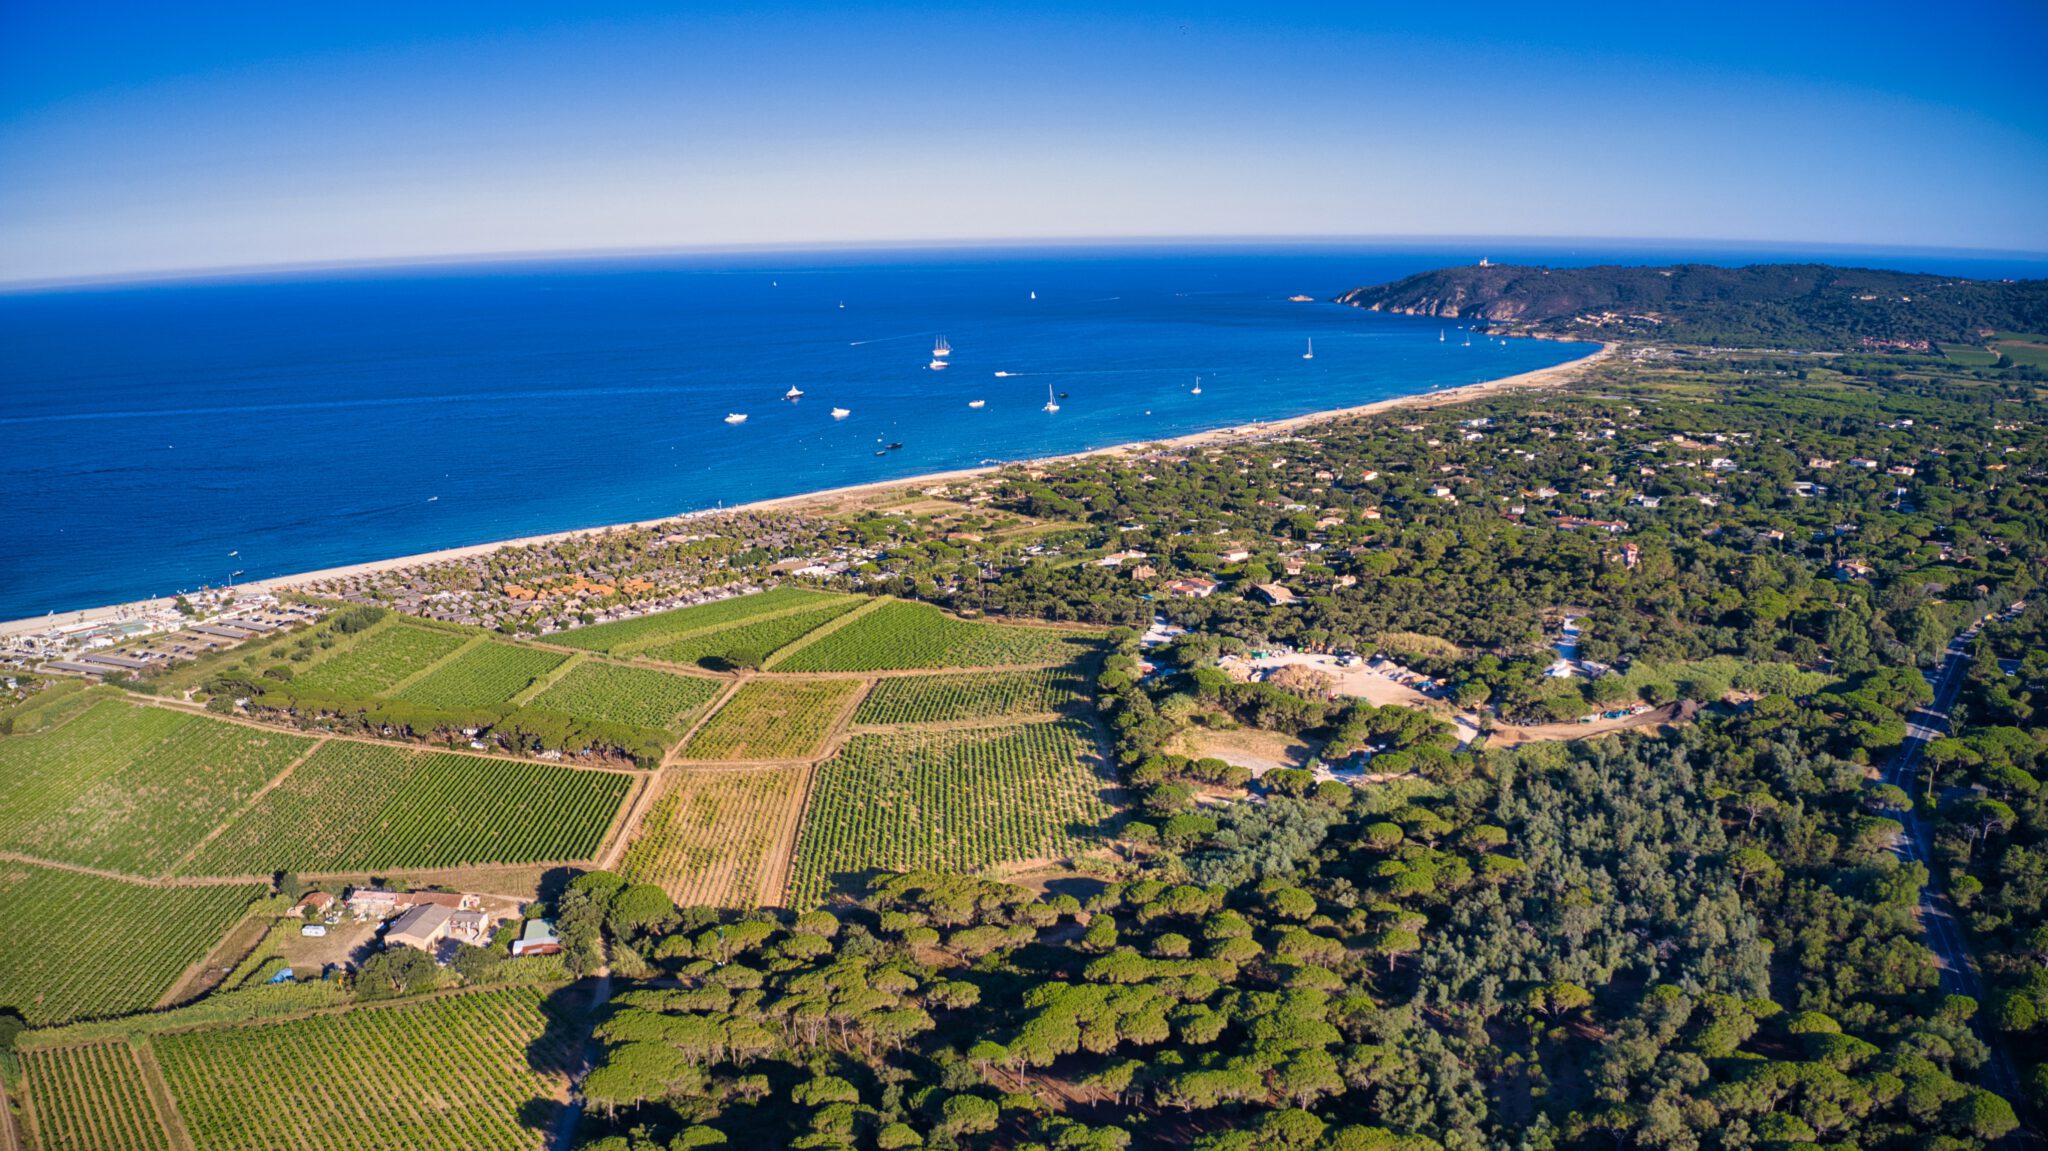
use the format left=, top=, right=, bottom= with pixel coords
left=784, top=385, right=804, bottom=400
left=968, top=399, right=986, bottom=409
left=724, top=413, right=748, bottom=425
left=993, top=370, right=1012, bottom=377
left=831, top=407, right=851, bottom=419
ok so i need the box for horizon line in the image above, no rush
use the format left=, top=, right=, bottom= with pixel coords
left=8, top=231, right=2048, bottom=294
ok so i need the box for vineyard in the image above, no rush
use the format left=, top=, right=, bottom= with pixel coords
left=853, top=665, right=1090, bottom=725
left=20, top=1040, right=172, bottom=1151
left=641, top=599, right=860, bottom=667
left=181, top=740, right=632, bottom=875
left=679, top=678, right=862, bottom=761
left=151, top=986, right=579, bottom=1151
left=550, top=586, right=848, bottom=655
left=528, top=660, right=722, bottom=731
left=621, top=765, right=809, bottom=906
left=294, top=622, right=469, bottom=697
left=0, top=699, right=313, bottom=875
left=0, top=863, right=264, bottom=1026
left=394, top=641, right=568, bottom=709
left=787, top=719, right=1116, bottom=906
left=773, top=599, right=1096, bottom=672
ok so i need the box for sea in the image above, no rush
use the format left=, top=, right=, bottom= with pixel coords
left=5, top=240, right=2046, bottom=620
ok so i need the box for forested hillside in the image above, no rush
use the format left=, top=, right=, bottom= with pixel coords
left=1335, top=263, right=2048, bottom=349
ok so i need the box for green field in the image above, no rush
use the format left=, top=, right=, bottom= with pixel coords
left=528, top=660, right=723, bottom=731
left=0, top=699, right=314, bottom=875
left=182, top=740, right=633, bottom=875
left=151, top=986, right=576, bottom=1151
left=641, top=599, right=861, bottom=667
left=853, top=665, right=1090, bottom=725
left=678, top=678, right=862, bottom=761
left=773, top=600, right=1095, bottom=672
left=0, top=864, right=263, bottom=1026
left=19, top=1040, right=173, bottom=1151
left=293, top=622, right=469, bottom=697
left=394, top=641, right=568, bottom=709
left=787, top=719, right=1115, bottom=906
left=550, top=587, right=848, bottom=654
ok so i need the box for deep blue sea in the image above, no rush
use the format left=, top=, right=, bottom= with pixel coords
left=5, top=241, right=2046, bottom=619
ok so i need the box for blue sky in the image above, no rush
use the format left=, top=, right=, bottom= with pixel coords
left=3, top=1, right=2045, bottom=282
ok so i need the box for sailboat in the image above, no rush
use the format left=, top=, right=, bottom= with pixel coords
left=1439, top=329, right=1446, bottom=342
left=968, top=399, right=986, bottom=409
left=1302, top=338, right=1314, bottom=360
left=1030, top=291, right=1037, bottom=300
left=784, top=385, right=804, bottom=400
left=932, top=337, right=951, bottom=358
left=831, top=407, right=851, bottom=419
left=1462, top=334, right=1472, bottom=347
left=1191, top=375, right=1202, bottom=395
left=724, top=413, right=748, bottom=425
left=1042, top=385, right=1060, bottom=413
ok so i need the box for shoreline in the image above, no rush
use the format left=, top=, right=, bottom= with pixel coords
left=1, top=342, right=1610, bottom=638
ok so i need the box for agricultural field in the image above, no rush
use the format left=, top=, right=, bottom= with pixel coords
left=621, top=765, right=809, bottom=906
left=853, top=665, right=1090, bottom=725
left=0, top=863, right=264, bottom=1026
left=19, top=1040, right=173, bottom=1151
left=640, top=598, right=861, bottom=667
left=773, top=599, right=1096, bottom=672
left=527, top=660, right=722, bottom=731
left=550, top=586, right=848, bottom=655
left=678, top=678, right=862, bottom=761
left=394, top=641, right=568, bottom=710
left=787, top=719, right=1116, bottom=906
left=0, top=698, right=313, bottom=875
left=152, top=986, right=578, bottom=1151
left=292, top=621, right=469, bottom=697
left=182, top=740, right=632, bottom=875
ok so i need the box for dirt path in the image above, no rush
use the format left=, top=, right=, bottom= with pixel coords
left=130, top=1040, right=198, bottom=1151
left=1482, top=702, right=1681, bottom=747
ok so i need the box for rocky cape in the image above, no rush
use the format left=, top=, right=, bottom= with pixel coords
left=1335, top=262, right=2048, bottom=349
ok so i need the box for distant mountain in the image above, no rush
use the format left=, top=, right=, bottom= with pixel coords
left=1335, top=262, right=2048, bottom=349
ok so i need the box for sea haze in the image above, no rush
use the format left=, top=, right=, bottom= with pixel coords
left=2, top=242, right=2041, bottom=619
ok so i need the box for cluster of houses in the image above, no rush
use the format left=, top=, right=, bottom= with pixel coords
left=297, top=887, right=561, bottom=959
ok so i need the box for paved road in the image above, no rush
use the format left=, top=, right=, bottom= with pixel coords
left=1882, top=621, right=2033, bottom=1132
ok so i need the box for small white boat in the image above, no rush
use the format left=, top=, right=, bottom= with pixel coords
left=1463, top=335, right=1472, bottom=347
left=968, top=399, right=986, bottom=409
left=1042, top=385, right=1060, bottom=413
left=784, top=385, right=804, bottom=400
left=1302, top=338, right=1314, bottom=360
left=837, top=301, right=845, bottom=309
left=1191, top=375, right=1202, bottom=395
left=831, top=407, right=851, bottom=419
left=724, top=413, right=748, bottom=425
left=929, top=358, right=948, bottom=371
left=1030, top=291, right=1037, bottom=300
left=993, top=370, right=1011, bottom=377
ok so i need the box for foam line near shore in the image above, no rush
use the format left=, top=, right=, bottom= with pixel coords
left=1, top=342, right=1608, bottom=637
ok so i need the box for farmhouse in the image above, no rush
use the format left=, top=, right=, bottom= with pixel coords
left=385, top=904, right=455, bottom=951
